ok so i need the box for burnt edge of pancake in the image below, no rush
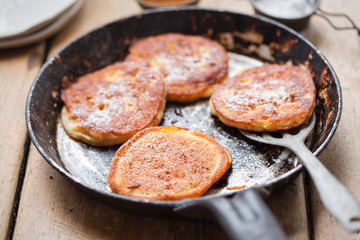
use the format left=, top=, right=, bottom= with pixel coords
left=107, top=126, right=232, bottom=201
left=126, top=33, right=228, bottom=102
left=61, top=61, right=167, bottom=146
left=210, top=64, right=316, bottom=132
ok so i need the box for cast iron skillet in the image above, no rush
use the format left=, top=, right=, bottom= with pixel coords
left=26, top=7, right=342, bottom=240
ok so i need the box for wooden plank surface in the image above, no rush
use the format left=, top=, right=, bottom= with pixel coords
left=14, top=145, right=228, bottom=239
left=268, top=176, right=309, bottom=239
left=11, top=0, right=309, bottom=239
left=10, top=0, right=309, bottom=239
left=48, top=0, right=142, bottom=57
left=0, top=44, right=45, bottom=238
left=6, top=0, right=360, bottom=239
left=301, top=0, right=360, bottom=238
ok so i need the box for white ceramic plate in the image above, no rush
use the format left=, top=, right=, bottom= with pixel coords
left=0, top=0, right=76, bottom=39
left=0, top=0, right=83, bottom=49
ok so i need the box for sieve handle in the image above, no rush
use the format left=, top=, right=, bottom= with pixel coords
left=315, top=8, right=360, bottom=35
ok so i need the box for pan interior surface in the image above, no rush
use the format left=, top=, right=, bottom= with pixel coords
left=26, top=8, right=342, bottom=216
left=57, top=53, right=301, bottom=196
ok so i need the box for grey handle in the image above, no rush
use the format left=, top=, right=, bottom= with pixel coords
left=175, top=189, right=288, bottom=240
left=315, top=8, right=360, bottom=36
left=289, top=139, right=360, bottom=232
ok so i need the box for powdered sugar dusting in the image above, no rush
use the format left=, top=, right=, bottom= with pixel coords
left=86, top=109, right=112, bottom=126
left=57, top=52, right=301, bottom=196
left=153, top=50, right=213, bottom=83
left=82, top=83, right=134, bottom=128
left=63, top=63, right=165, bottom=134
left=224, top=78, right=291, bottom=113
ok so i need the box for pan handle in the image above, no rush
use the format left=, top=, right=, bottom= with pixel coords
left=175, top=189, right=287, bottom=240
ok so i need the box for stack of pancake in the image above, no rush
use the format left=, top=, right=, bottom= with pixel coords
left=61, top=33, right=315, bottom=201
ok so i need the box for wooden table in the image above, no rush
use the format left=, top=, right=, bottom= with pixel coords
left=1, top=0, right=360, bottom=239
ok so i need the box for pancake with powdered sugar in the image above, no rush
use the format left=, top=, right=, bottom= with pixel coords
left=108, top=126, right=232, bottom=201
left=126, top=33, right=228, bottom=102
left=210, top=64, right=316, bottom=132
left=61, top=61, right=166, bottom=146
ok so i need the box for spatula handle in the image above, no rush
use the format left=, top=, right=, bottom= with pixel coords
left=291, top=143, right=360, bottom=232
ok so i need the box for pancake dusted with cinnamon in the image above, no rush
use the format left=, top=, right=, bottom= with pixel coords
left=61, top=61, right=166, bottom=146
left=210, top=64, right=316, bottom=132
left=108, top=126, right=232, bottom=201
left=126, top=33, right=228, bottom=102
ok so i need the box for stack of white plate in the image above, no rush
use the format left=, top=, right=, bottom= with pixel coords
left=0, top=0, right=83, bottom=49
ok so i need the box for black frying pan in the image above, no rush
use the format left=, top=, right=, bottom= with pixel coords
left=26, top=7, right=342, bottom=240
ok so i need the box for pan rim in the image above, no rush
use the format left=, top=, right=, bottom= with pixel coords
left=25, top=6, right=342, bottom=208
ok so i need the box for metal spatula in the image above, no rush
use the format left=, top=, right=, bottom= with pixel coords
left=239, top=115, right=360, bottom=232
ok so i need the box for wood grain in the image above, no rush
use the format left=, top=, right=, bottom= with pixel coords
left=11, top=0, right=360, bottom=239
left=302, top=0, right=360, bottom=239
left=12, top=0, right=309, bottom=239
left=267, top=175, right=309, bottom=240
left=0, top=44, right=44, bottom=238
left=48, top=0, right=142, bottom=57
left=14, top=144, right=307, bottom=239
left=13, top=145, right=227, bottom=239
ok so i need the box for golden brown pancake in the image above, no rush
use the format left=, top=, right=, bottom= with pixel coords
left=61, top=61, right=166, bottom=146
left=107, top=126, right=232, bottom=201
left=210, top=64, right=316, bottom=132
left=126, top=33, right=228, bottom=102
